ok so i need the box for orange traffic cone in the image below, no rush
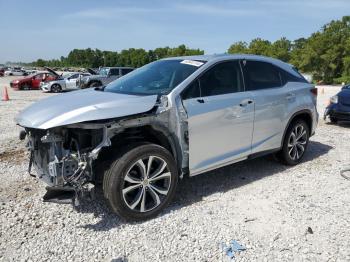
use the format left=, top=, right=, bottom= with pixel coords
left=2, top=86, right=9, bottom=101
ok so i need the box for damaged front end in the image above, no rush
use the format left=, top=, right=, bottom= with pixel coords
left=24, top=125, right=110, bottom=204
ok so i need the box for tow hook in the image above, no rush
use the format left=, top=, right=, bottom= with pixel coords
left=19, top=130, right=26, bottom=140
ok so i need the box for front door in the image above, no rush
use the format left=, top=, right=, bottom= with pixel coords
left=31, top=73, right=44, bottom=88
left=66, top=74, right=79, bottom=89
left=182, top=60, right=255, bottom=175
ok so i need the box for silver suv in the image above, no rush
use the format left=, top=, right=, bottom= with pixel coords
left=16, top=55, right=318, bottom=221
left=78, top=67, right=134, bottom=88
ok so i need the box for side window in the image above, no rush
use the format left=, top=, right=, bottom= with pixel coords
left=121, top=68, right=133, bottom=75
left=279, top=68, right=308, bottom=84
left=182, top=61, right=243, bottom=99
left=109, top=68, right=119, bottom=76
left=69, top=74, right=79, bottom=79
left=243, top=61, right=282, bottom=90
left=182, top=79, right=201, bottom=100
left=34, top=73, right=43, bottom=80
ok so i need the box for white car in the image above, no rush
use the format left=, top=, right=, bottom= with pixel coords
left=41, top=72, right=91, bottom=92
left=5, top=69, right=27, bottom=76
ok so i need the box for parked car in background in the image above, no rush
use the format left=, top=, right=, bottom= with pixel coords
left=10, top=72, right=58, bottom=90
left=41, top=72, right=91, bottom=92
left=5, top=68, right=28, bottom=76
left=16, top=54, right=318, bottom=221
left=324, top=84, right=350, bottom=122
left=77, top=66, right=134, bottom=88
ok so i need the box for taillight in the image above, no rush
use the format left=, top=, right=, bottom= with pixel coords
left=310, top=88, right=318, bottom=96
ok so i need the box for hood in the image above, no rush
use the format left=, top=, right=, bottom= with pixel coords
left=44, top=66, right=60, bottom=77
left=16, top=89, right=158, bottom=129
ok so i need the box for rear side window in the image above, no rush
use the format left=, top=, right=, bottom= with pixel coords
left=109, top=68, right=120, bottom=76
left=279, top=68, right=308, bottom=84
left=243, top=60, right=282, bottom=90
left=121, top=68, right=133, bottom=75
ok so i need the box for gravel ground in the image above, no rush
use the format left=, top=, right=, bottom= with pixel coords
left=0, top=76, right=349, bottom=262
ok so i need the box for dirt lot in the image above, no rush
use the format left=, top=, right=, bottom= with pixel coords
left=0, top=76, right=349, bottom=261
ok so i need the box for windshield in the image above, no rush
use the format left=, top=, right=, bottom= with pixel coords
left=99, top=68, right=109, bottom=76
left=104, top=59, right=205, bottom=95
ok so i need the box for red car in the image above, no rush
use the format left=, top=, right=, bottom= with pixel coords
left=0, top=68, right=4, bottom=77
left=10, top=72, right=58, bottom=90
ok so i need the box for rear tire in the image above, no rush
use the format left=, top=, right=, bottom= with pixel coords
left=277, top=119, right=310, bottom=166
left=103, top=143, right=178, bottom=221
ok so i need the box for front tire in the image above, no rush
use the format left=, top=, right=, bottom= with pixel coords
left=330, top=117, right=337, bottom=123
left=51, top=84, right=62, bottom=93
left=103, top=143, right=178, bottom=221
left=21, top=83, right=30, bottom=90
left=278, top=119, right=310, bottom=165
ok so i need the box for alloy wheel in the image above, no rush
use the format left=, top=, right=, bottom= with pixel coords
left=288, top=124, right=307, bottom=160
left=51, top=84, right=60, bottom=93
left=122, top=156, right=171, bottom=213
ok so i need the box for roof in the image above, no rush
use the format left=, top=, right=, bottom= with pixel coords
left=163, top=53, right=296, bottom=75
left=102, top=66, right=134, bottom=69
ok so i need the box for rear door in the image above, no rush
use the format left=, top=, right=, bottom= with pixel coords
left=241, top=60, right=287, bottom=153
left=182, top=60, right=255, bottom=175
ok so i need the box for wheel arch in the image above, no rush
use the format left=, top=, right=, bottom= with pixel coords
left=281, top=109, right=313, bottom=146
left=95, top=124, right=182, bottom=181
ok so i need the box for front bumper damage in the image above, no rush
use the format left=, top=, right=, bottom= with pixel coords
left=24, top=126, right=111, bottom=204
left=19, top=95, right=188, bottom=206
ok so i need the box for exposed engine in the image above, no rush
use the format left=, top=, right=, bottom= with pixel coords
left=25, top=127, right=107, bottom=202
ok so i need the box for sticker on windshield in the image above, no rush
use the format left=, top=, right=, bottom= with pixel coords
left=180, top=60, right=204, bottom=67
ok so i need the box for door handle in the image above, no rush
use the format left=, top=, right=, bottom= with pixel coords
left=197, top=98, right=205, bottom=103
left=239, top=99, right=253, bottom=107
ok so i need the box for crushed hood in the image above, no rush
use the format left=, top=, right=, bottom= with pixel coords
left=16, top=89, right=158, bottom=129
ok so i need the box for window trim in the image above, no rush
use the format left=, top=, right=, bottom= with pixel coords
left=241, top=59, right=284, bottom=91
left=181, top=59, right=245, bottom=100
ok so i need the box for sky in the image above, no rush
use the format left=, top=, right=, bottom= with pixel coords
left=0, top=0, right=349, bottom=63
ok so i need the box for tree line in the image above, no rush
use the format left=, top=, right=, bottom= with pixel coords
left=228, top=16, right=350, bottom=84
left=33, top=45, right=204, bottom=69
left=32, top=16, right=350, bottom=84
